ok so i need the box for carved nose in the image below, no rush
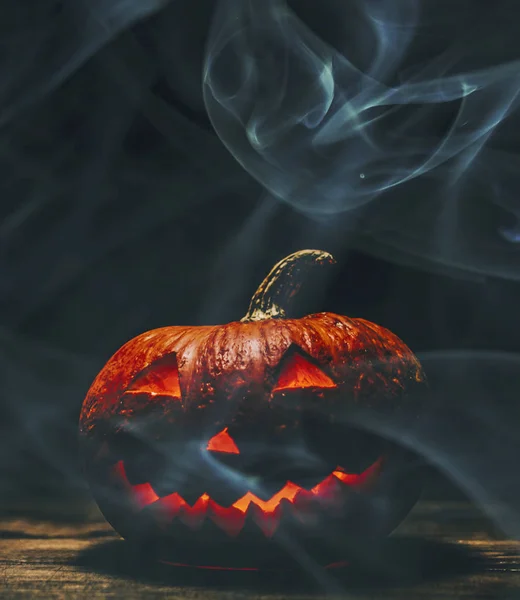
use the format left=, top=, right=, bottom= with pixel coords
left=206, top=427, right=240, bottom=455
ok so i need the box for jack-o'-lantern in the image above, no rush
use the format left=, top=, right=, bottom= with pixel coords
left=79, top=250, right=426, bottom=570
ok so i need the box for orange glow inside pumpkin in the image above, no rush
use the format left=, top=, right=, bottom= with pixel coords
left=125, top=353, right=181, bottom=398
left=110, top=347, right=382, bottom=538
left=122, top=348, right=339, bottom=403
left=112, top=458, right=382, bottom=538
left=273, top=352, right=337, bottom=392
left=206, top=427, right=240, bottom=454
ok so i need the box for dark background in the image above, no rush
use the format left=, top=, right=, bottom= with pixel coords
left=1, top=0, right=520, bottom=539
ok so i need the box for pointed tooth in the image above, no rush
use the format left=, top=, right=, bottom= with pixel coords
left=201, top=484, right=245, bottom=506
left=313, top=474, right=343, bottom=501
left=293, top=487, right=314, bottom=509
left=174, top=488, right=207, bottom=505
left=292, top=488, right=319, bottom=526
left=131, top=482, right=160, bottom=509
left=250, top=503, right=282, bottom=538
left=153, top=493, right=186, bottom=523
left=178, top=495, right=209, bottom=529
left=208, top=500, right=247, bottom=537
left=311, top=474, right=345, bottom=516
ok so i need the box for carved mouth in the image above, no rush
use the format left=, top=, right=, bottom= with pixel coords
left=111, top=458, right=383, bottom=538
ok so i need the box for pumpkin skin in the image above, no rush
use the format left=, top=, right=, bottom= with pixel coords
left=79, top=250, right=426, bottom=570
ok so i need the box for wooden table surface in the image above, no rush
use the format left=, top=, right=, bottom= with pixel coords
left=1, top=500, right=519, bottom=599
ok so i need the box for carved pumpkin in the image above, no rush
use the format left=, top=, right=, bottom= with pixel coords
left=79, top=250, right=426, bottom=569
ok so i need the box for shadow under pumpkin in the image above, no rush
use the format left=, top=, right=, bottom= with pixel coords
left=73, top=535, right=485, bottom=590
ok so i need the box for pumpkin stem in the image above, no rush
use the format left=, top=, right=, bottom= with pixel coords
left=241, top=249, right=336, bottom=322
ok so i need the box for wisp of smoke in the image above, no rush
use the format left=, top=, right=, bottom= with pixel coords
left=0, top=0, right=170, bottom=127
left=204, top=0, right=520, bottom=211
left=203, top=0, right=520, bottom=279
left=1, top=1, right=520, bottom=591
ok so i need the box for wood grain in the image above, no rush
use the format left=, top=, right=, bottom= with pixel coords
left=1, top=501, right=519, bottom=599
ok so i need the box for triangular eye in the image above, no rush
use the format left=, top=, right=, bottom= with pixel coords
left=125, top=352, right=181, bottom=399
left=273, top=350, right=336, bottom=392
left=206, top=427, right=240, bottom=454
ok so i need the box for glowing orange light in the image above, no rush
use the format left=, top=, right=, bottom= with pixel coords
left=273, top=352, right=337, bottom=392
left=112, top=462, right=160, bottom=508
left=111, top=458, right=382, bottom=538
left=125, top=353, right=181, bottom=398
left=232, top=481, right=301, bottom=513
left=206, top=427, right=240, bottom=454
left=132, top=482, right=160, bottom=507
left=333, top=467, right=376, bottom=485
